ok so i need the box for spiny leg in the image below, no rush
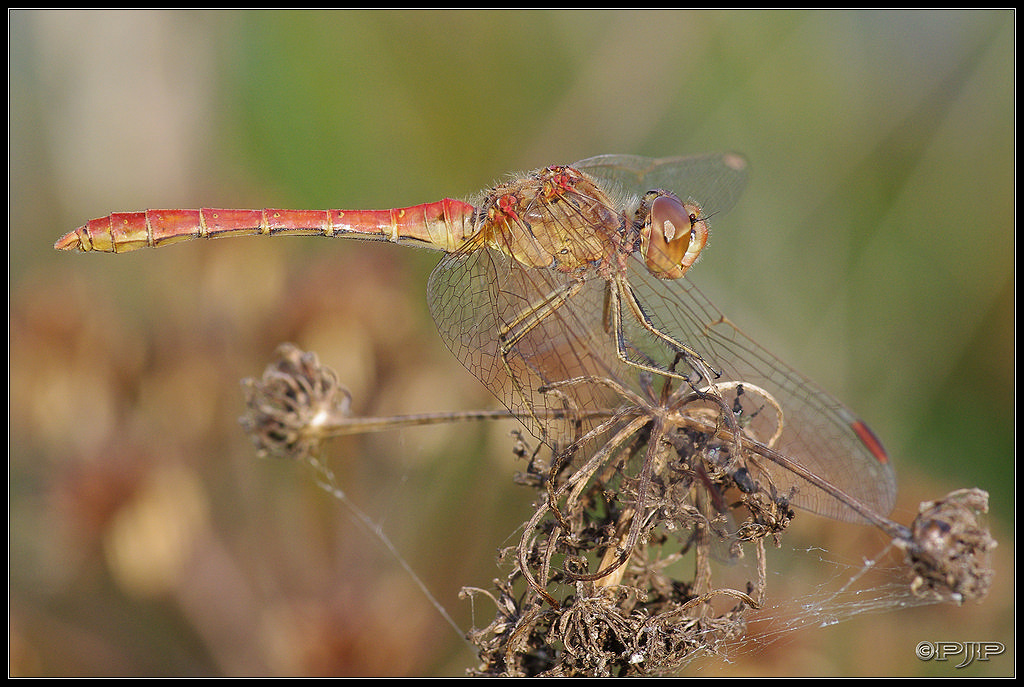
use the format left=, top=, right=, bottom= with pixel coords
left=608, top=277, right=721, bottom=385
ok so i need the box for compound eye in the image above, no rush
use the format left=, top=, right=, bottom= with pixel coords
left=643, top=194, right=708, bottom=279
left=651, top=194, right=690, bottom=243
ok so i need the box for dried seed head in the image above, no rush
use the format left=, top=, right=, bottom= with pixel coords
left=240, top=343, right=350, bottom=461
left=903, top=488, right=996, bottom=603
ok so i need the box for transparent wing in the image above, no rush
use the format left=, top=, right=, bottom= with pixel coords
left=427, top=238, right=631, bottom=448
left=574, top=152, right=749, bottom=217
left=624, top=258, right=897, bottom=522
left=579, top=154, right=896, bottom=521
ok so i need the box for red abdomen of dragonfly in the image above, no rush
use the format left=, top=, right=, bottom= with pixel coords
left=54, top=201, right=478, bottom=254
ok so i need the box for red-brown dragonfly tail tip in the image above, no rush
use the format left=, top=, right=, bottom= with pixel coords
left=53, top=228, right=84, bottom=251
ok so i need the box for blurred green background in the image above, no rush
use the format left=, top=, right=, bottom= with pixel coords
left=9, top=10, right=1013, bottom=676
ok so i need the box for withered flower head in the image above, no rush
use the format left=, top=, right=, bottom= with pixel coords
left=902, top=488, right=996, bottom=603
left=240, top=343, right=351, bottom=461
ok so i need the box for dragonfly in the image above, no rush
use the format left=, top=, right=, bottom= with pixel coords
left=55, top=153, right=897, bottom=528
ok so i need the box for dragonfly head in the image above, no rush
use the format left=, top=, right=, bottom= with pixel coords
left=639, top=191, right=709, bottom=280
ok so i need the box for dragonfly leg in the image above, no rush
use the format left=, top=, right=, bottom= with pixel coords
left=607, top=278, right=721, bottom=386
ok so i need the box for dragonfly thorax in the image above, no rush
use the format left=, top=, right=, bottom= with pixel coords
left=477, top=166, right=625, bottom=273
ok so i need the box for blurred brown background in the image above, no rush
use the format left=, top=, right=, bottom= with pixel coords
left=9, top=10, right=1013, bottom=676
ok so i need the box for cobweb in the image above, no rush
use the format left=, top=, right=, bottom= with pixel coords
left=679, top=541, right=949, bottom=672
